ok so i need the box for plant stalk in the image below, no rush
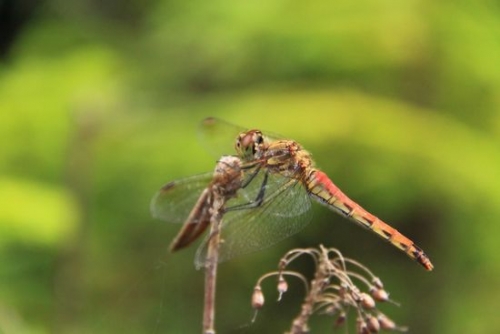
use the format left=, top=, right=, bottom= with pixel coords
left=202, top=202, right=223, bottom=334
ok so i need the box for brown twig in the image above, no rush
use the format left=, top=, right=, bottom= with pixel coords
left=200, top=156, right=243, bottom=334
left=287, top=249, right=330, bottom=334
left=156, top=156, right=243, bottom=334
left=202, top=191, right=224, bottom=334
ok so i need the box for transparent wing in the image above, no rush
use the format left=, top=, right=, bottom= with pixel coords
left=198, top=117, right=283, bottom=158
left=150, top=173, right=213, bottom=224
left=197, top=117, right=247, bottom=158
left=194, top=172, right=312, bottom=268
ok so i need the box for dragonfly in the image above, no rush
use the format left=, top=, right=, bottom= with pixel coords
left=151, top=153, right=312, bottom=269
left=152, top=118, right=433, bottom=271
left=197, top=117, right=434, bottom=271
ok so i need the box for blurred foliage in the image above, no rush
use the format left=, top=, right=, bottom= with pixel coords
left=1, top=0, right=500, bottom=333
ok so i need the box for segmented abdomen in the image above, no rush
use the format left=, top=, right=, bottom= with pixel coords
left=305, top=169, right=434, bottom=271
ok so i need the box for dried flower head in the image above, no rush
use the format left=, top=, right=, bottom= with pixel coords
left=252, top=245, right=407, bottom=334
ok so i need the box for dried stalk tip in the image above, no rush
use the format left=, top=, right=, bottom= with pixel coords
left=252, top=286, right=265, bottom=309
left=372, top=277, right=384, bottom=289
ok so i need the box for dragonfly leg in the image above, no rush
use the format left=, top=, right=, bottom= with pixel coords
left=225, top=171, right=269, bottom=212
left=240, top=164, right=262, bottom=188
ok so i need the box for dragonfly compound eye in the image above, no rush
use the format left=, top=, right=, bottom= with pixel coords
left=254, top=132, right=264, bottom=145
left=236, top=131, right=259, bottom=158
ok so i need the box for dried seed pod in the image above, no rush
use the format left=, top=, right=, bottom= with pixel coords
left=277, top=276, right=288, bottom=301
left=356, top=318, right=370, bottom=334
left=371, top=288, right=389, bottom=302
left=334, top=311, right=347, bottom=328
left=366, top=315, right=380, bottom=333
left=360, top=292, right=376, bottom=309
left=252, top=286, right=265, bottom=309
left=377, top=314, right=396, bottom=330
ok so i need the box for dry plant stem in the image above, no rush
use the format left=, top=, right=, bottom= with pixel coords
left=203, top=204, right=223, bottom=334
left=287, top=264, right=327, bottom=334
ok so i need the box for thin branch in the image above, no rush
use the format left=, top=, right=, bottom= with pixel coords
left=202, top=200, right=224, bottom=334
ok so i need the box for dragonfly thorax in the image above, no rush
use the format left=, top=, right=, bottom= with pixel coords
left=236, top=129, right=314, bottom=179
left=262, top=140, right=313, bottom=178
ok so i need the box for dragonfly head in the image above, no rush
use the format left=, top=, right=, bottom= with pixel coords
left=235, top=130, right=264, bottom=160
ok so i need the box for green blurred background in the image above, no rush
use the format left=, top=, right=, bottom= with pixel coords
left=1, top=0, right=500, bottom=333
